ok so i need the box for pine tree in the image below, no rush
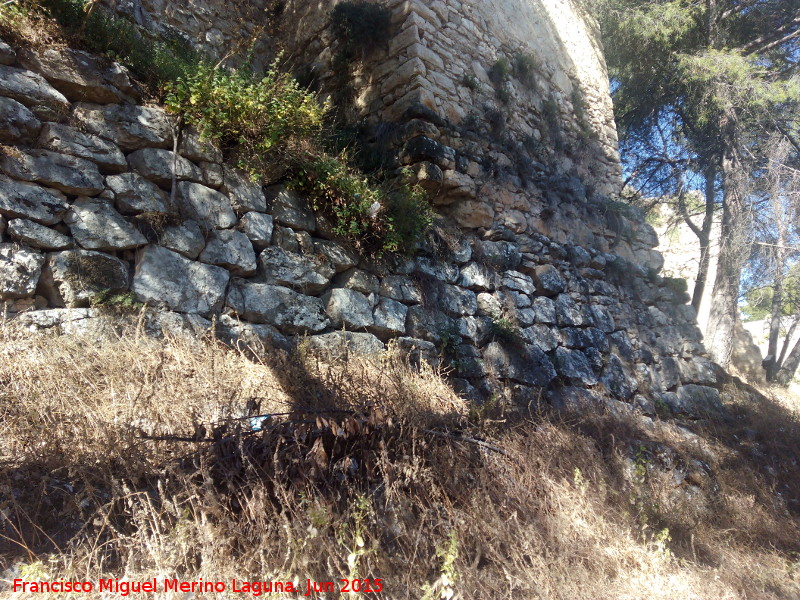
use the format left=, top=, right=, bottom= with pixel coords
left=596, top=0, right=800, bottom=367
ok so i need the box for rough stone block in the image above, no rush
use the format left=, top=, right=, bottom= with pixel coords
left=133, top=245, right=229, bottom=316
left=0, top=175, right=68, bottom=225
left=259, top=246, right=335, bottom=295
left=322, top=288, right=374, bottom=329
left=483, top=341, right=556, bottom=386
left=7, top=218, right=73, bottom=250
left=371, top=297, right=408, bottom=337
left=72, top=103, right=172, bottom=151
left=39, top=123, right=127, bottom=174
left=106, top=172, right=169, bottom=214
left=175, top=181, right=237, bottom=230
left=221, top=167, right=266, bottom=213
left=0, top=243, right=45, bottom=299
left=0, top=65, right=70, bottom=120
left=160, top=219, right=205, bottom=259
left=553, top=347, right=598, bottom=386
left=18, top=48, right=125, bottom=104
left=66, top=197, right=147, bottom=251
left=225, top=280, right=329, bottom=333
left=307, top=331, right=385, bottom=356
left=265, top=185, right=316, bottom=232
left=238, top=211, right=274, bottom=248
left=0, top=97, right=41, bottom=143
left=199, top=228, right=257, bottom=276
left=128, top=149, right=203, bottom=189
left=1, top=149, right=104, bottom=196
left=39, top=249, right=129, bottom=307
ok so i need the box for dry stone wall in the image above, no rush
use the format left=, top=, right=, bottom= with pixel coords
left=0, top=38, right=724, bottom=420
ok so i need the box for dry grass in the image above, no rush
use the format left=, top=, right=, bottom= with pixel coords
left=0, top=1, right=66, bottom=49
left=0, top=320, right=799, bottom=599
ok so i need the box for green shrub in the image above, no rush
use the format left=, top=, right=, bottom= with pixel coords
left=461, top=73, right=481, bottom=91
left=489, top=57, right=511, bottom=85
left=490, top=313, right=523, bottom=345
left=512, top=52, right=540, bottom=87
left=330, top=1, right=392, bottom=61
left=165, top=59, right=328, bottom=178
left=291, top=156, right=432, bottom=256
left=496, top=84, right=512, bottom=104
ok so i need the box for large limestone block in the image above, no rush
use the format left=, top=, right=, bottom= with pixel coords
left=0, top=65, right=70, bottom=120
left=105, top=172, right=169, bottom=214
left=216, top=313, right=291, bottom=352
left=554, top=294, right=593, bottom=327
left=221, top=167, right=267, bottom=213
left=371, top=297, right=408, bottom=337
left=664, top=385, right=725, bottom=418
left=175, top=181, right=237, bottom=229
left=179, top=128, right=223, bottom=163
left=258, top=246, right=335, bottom=294
left=128, top=148, right=203, bottom=189
left=438, top=284, right=477, bottom=317
left=18, top=48, right=125, bottom=104
left=133, top=245, right=230, bottom=316
left=39, top=249, right=129, bottom=307
left=1, top=149, right=105, bottom=196
left=307, top=331, right=385, bottom=357
left=72, top=103, right=172, bottom=151
left=226, top=280, right=330, bottom=334
left=66, top=198, right=147, bottom=251
left=336, top=268, right=379, bottom=294
left=553, top=347, right=599, bottom=386
left=483, top=341, right=556, bottom=386
left=0, top=97, right=41, bottom=143
left=379, top=275, right=423, bottom=304
left=446, top=199, right=495, bottom=229
left=314, top=239, right=358, bottom=273
left=265, top=185, right=316, bottom=231
left=459, top=262, right=496, bottom=291
left=322, top=288, right=374, bottom=329
left=198, top=229, right=257, bottom=276
left=0, top=175, right=68, bottom=225
left=160, top=219, right=205, bottom=259
left=238, top=211, right=274, bottom=248
left=7, top=218, right=73, bottom=250
left=39, top=123, right=127, bottom=174
left=0, top=243, right=45, bottom=299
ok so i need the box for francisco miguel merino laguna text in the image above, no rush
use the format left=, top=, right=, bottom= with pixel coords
left=12, top=577, right=384, bottom=596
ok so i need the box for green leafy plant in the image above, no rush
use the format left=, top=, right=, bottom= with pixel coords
left=490, top=313, right=523, bottom=345
left=461, top=73, right=481, bottom=91
left=512, top=51, right=540, bottom=87
left=496, top=84, right=512, bottom=105
left=489, top=56, right=511, bottom=85
left=421, top=530, right=459, bottom=600
left=165, top=58, right=328, bottom=178
left=291, top=156, right=432, bottom=256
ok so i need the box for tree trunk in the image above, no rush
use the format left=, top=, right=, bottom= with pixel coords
left=705, top=113, right=749, bottom=368
left=775, top=336, right=800, bottom=386
left=691, top=168, right=717, bottom=312
left=765, top=240, right=787, bottom=381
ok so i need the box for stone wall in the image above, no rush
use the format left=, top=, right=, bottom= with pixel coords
left=0, top=39, right=723, bottom=420
left=101, top=0, right=621, bottom=198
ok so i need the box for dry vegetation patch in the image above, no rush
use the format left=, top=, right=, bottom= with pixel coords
left=0, top=323, right=799, bottom=599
